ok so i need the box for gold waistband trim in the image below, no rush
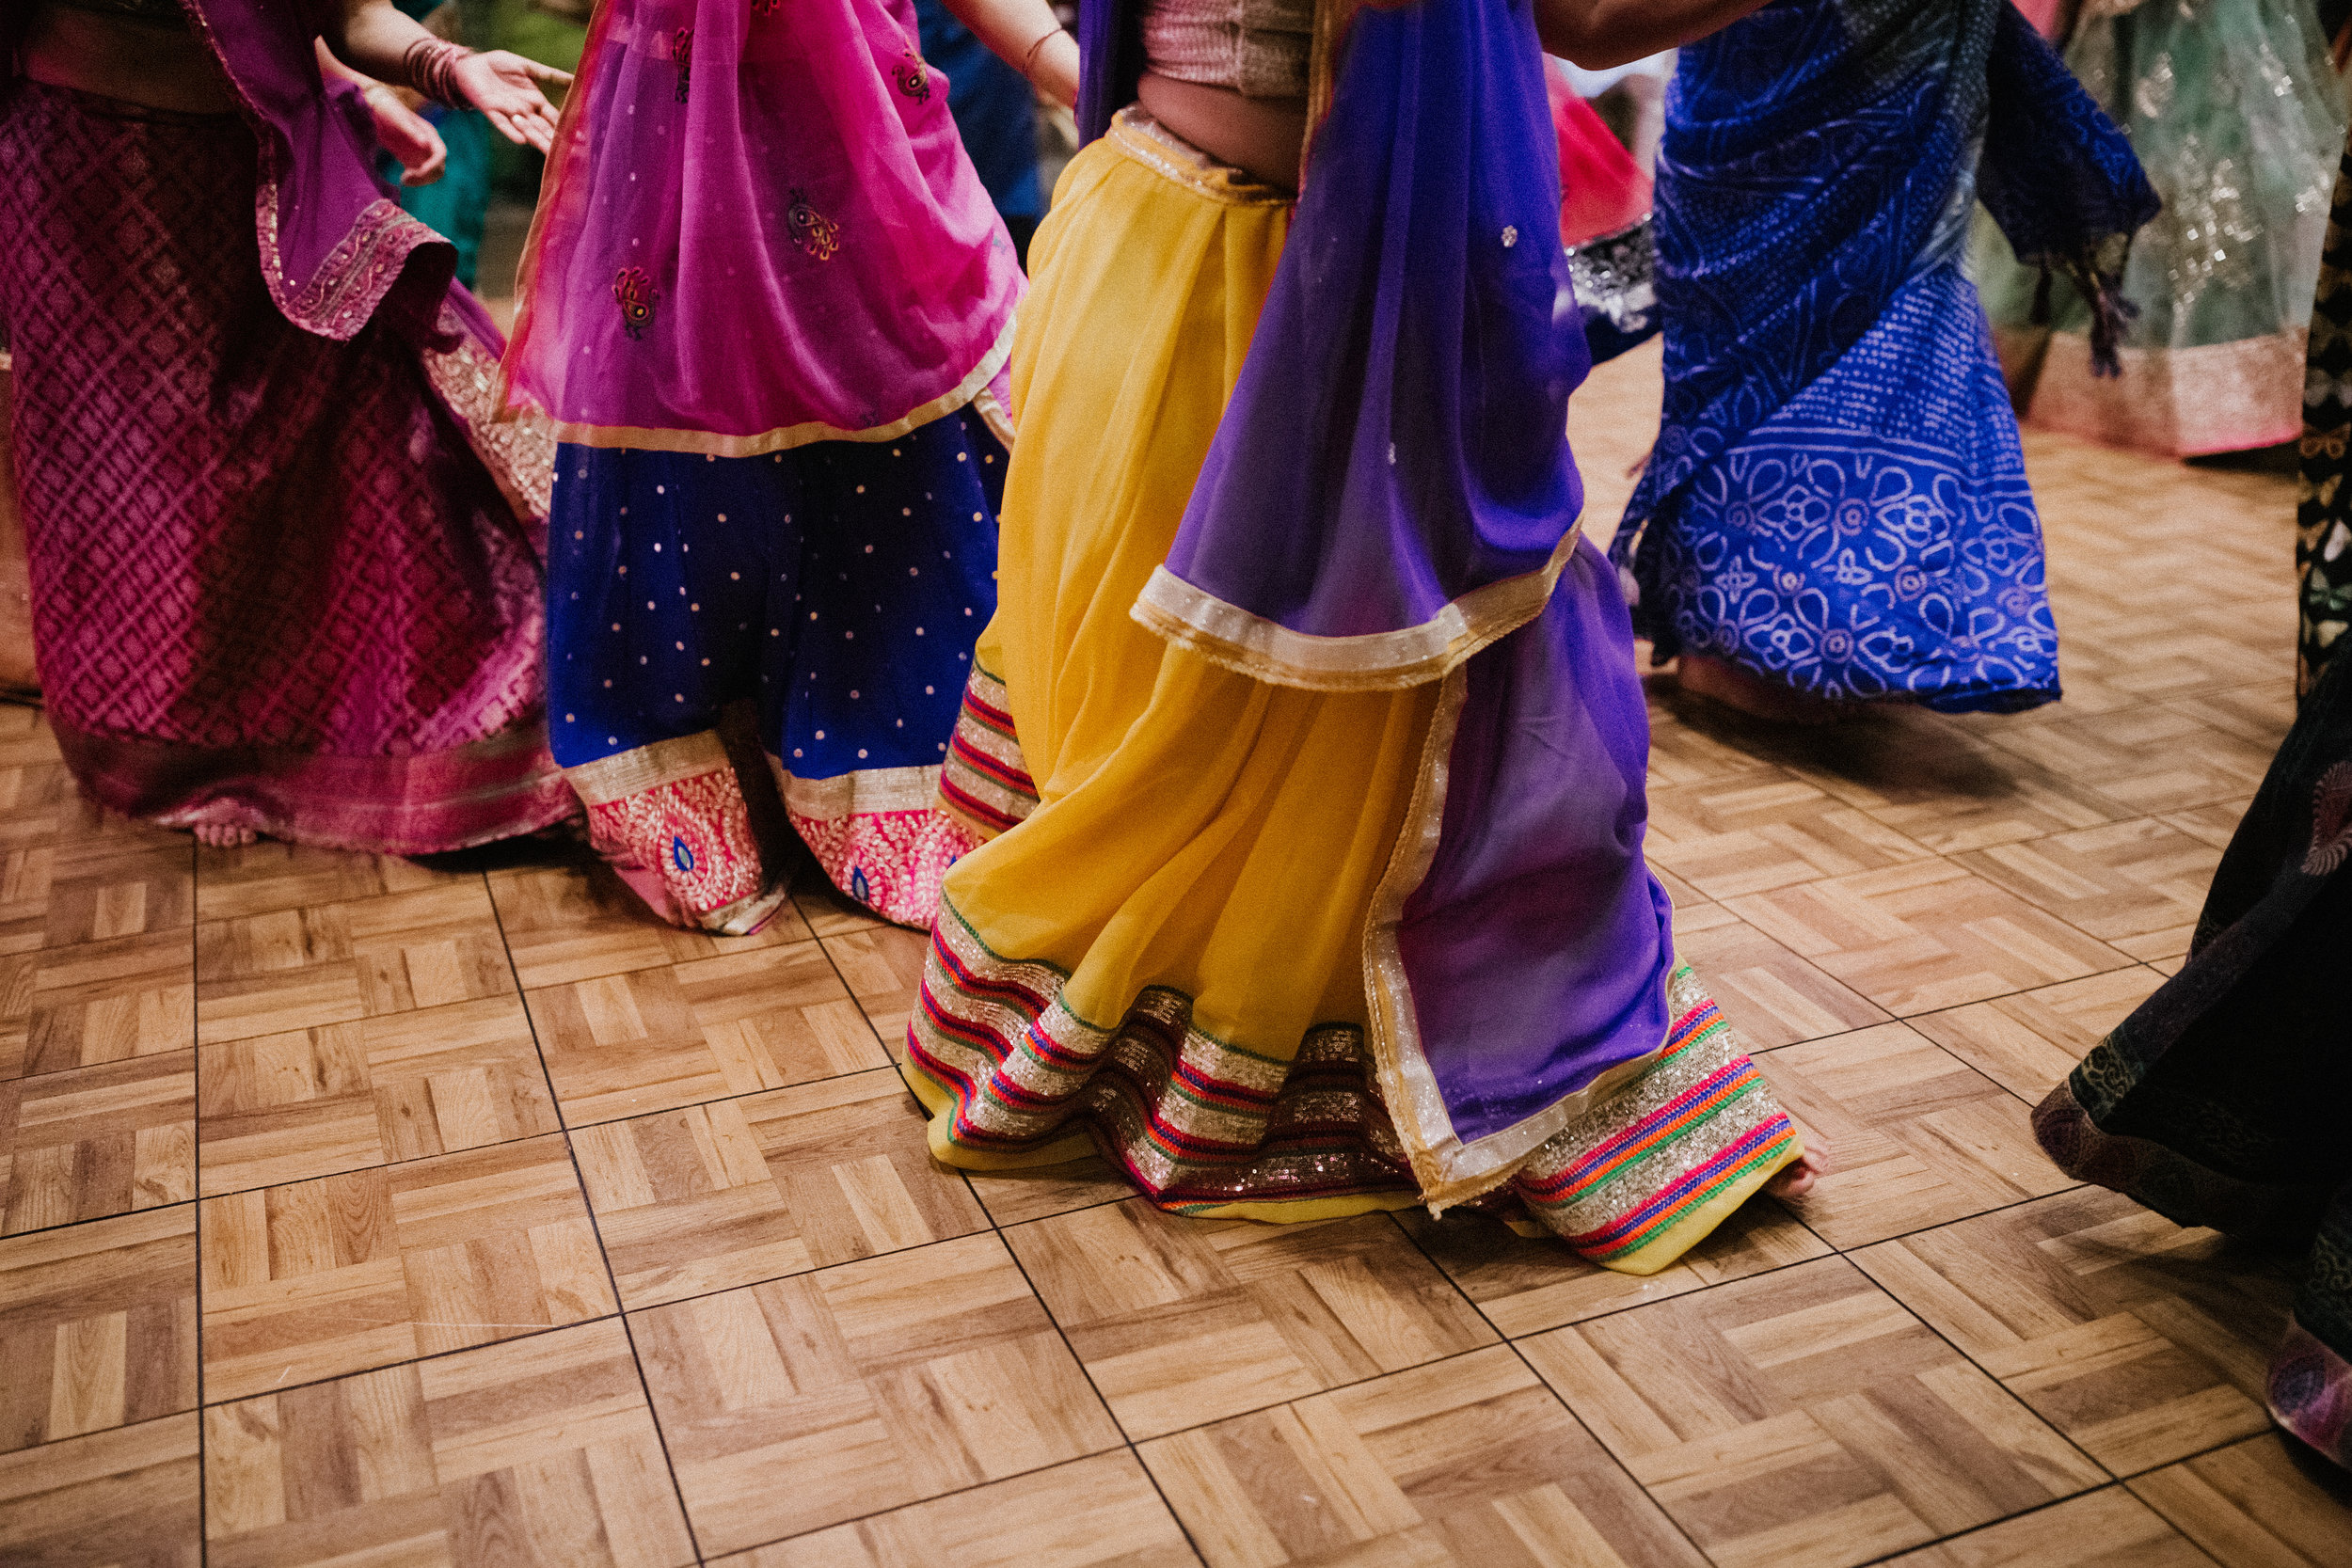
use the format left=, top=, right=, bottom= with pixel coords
left=565, top=730, right=730, bottom=805
left=1106, top=104, right=1295, bottom=209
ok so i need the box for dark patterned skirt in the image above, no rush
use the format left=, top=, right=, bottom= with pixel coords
left=2034, top=652, right=2352, bottom=1469
left=0, top=78, right=569, bottom=851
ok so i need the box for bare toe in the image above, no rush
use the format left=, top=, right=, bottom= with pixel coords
left=1766, top=1147, right=1828, bottom=1200
left=192, top=823, right=260, bottom=849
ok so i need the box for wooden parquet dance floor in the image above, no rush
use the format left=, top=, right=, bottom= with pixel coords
left=4, top=342, right=2351, bottom=1567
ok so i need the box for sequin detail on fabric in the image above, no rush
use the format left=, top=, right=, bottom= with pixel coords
left=913, top=902, right=1420, bottom=1209
left=938, top=665, right=1036, bottom=837
left=580, top=759, right=778, bottom=932
left=1515, top=968, right=1800, bottom=1268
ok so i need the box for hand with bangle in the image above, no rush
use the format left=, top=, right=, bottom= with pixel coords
left=941, top=0, right=1080, bottom=108
left=400, top=37, right=571, bottom=152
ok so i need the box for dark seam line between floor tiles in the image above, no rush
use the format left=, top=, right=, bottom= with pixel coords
left=1391, top=1186, right=2121, bottom=1553
left=1845, top=1483, right=2222, bottom=1568
left=2, top=1190, right=211, bottom=1244
left=878, top=1056, right=1215, bottom=1566
left=483, top=871, right=709, bottom=1567
left=797, top=914, right=1218, bottom=1565
left=188, top=839, right=208, bottom=1568
left=189, top=1312, right=624, bottom=1408
left=1374, top=1210, right=1724, bottom=1568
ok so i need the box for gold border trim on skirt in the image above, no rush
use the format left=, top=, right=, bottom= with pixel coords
left=565, top=729, right=729, bottom=806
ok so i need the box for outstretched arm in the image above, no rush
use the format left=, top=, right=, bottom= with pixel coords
left=938, top=0, right=1080, bottom=108
left=1534, top=0, right=1771, bottom=68
left=322, top=0, right=571, bottom=152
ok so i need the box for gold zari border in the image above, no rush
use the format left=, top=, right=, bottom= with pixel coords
left=1131, top=528, right=1581, bottom=694
left=564, top=730, right=729, bottom=806
left=770, top=759, right=946, bottom=820
left=542, top=313, right=1020, bottom=459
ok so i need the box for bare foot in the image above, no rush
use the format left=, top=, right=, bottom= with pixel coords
left=1676, top=654, right=1853, bottom=726
left=191, top=822, right=260, bottom=848
left=1766, top=1144, right=1829, bottom=1200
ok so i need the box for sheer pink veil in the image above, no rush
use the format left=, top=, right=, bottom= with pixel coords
left=501, top=0, right=1024, bottom=455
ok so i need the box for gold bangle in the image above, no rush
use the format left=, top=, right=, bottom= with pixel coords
left=1021, top=24, right=1061, bottom=79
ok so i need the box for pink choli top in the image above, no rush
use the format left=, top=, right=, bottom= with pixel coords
left=501, top=0, right=1023, bottom=454
left=1140, top=0, right=1312, bottom=99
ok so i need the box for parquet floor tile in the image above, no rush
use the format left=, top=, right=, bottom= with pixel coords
left=1138, top=1343, right=1707, bottom=1568
left=1005, top=1201, right=1496, bottom=1442
left=526, top=942, right=884, bottom=1127
left=819, top=924, right=930, bottom=1055
left=963, top=1151, right=1134, bottom=1227
left=202, top=1317, right=694, bottom=1568
left=10, top=927, right=194, bottom=1084
left=0, top=1050, right=194, bottom=1233
left=2158, top=796, right=2256, bottom=850
left=1521, top=1256, right=2104, bottom=1568
left=1909, top=967, right=2165, bottom=1104
left=1755, top=1024, right=2075, bottom=1250
left=1724, top=859, right=2132, bottom=1017
left=195, top=839, right=459, bottom=924
left=197, top=996, right=560, bottom=1196
left=631, top=1231, right=1121, bottom=1554
left=1879, top=1486, right=2210, bottom=1568
left=488, top=857, right=813, bottom=992
left=574, top=1065, right=985, bottom=1309
left=1671, top=902, right=1890, bottom=1051
left=1788, top=736, right=2123, bottom=860
left=199, top=1132, right=615, bottom=1402
left=0, top=336, right=2340, bottom=1567
left=1851, top=1187, right=2294, bottom=1475
left=1951, top=817, right=2220, bottom=963
left=2128, top=1433, right=2352, bottom=1567
left=43, top=832, right=190, bottom=950
left=1645, top=767, right=1937, bottom=900
left=718, top=1450, right=1199, bottom=1568
left=0, top=1411, right=199, bottom=1568
left=1981, top=705, right=2279, bottom=820
left=0, top=1205, right=195, bottom=1453
left=194, top=882, right=519, bottom=1047
left=1397, top=1196, right=1829, bottom=1339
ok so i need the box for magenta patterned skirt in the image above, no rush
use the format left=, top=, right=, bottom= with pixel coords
left=0, top=79, right=571, bottom=852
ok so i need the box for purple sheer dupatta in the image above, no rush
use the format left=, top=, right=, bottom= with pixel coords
left=1085, top=0, right=1677, bottom=1207
left=500, top=0, right=1024, bottom=453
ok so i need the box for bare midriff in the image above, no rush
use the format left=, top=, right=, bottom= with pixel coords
left=21, top=2, right=237, bottom=114
left=1136, top=71, right=1306, bottom=194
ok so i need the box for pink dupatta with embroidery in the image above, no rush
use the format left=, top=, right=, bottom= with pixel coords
left=501, top=0, right=1024, bottom=455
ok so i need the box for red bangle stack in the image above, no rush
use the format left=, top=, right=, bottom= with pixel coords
left=403, top=38, right=472, bottom=108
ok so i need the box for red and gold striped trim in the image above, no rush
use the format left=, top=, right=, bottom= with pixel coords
left=937, top=664, right=1037, bottom=839
left=1516, top=970, right=1801, bottom=1273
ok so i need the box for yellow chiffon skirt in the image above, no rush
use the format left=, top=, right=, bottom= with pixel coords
left=907, top=112, right=1802, bottom=1265
left=909, top=113, right=1437, bottom=1221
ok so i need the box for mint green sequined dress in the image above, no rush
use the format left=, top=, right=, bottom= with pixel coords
left=1971, top=0, right=2348, bottom=455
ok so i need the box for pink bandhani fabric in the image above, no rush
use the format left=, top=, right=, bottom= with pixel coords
left=501, top=0, right=1024, bottom=453
left=0, top=80, right=571, bottom=853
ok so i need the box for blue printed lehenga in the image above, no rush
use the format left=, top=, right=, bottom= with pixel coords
left=1611, top=0, right=2158, bottom=714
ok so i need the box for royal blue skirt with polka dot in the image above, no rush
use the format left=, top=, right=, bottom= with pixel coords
left=546, top=406, right=1009, bottom=932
